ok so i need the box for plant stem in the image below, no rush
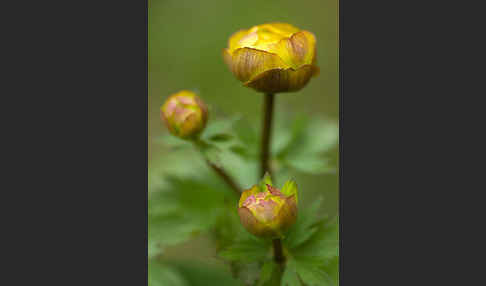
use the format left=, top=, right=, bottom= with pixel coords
left=272, top=238, right=285, bottom=265
left=260, top=93, right=286, bottom=272
left=205, top=159, right=241, bottom=196
left=193, top=140, right=241, bottom=195
left=260, top=93, right=275, bottom=179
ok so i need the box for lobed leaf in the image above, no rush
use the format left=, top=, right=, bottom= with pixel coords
left=148, top=259, right=188, bottom=286
left=284, top=197, right=324, bottom=249
left=219, top=237, right=271, bottom=262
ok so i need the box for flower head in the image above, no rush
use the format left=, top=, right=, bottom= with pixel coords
left=223, top=22, right=319, bottom=93
left=160, top=90, right=208, bottom=139
left=238, top=180, right=298, bottom=238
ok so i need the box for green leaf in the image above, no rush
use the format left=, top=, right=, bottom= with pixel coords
left=285, top=156, right=335, bottom=175
left=276, top=116, right=338, bottom=176
left=272, top=128, right=293, bottom=156
left=148, top=259, right=188, bottom=286
left=257, top=261, right=278, bottom=286
left=282, top=259, right=301, bottom=286
left=281, top=179, right=298, bottom=203
left=208, top=133, right=233, bottom=142
left=295, top=217, right=339, bottom=261
left=292, top=256, right=334, bottom=286
left=153, top=134, right=191, bottom=149
left=201, top=116, right=240, bottom=140
left=322, top=256, right=339, bottom=286
left=148, top=174, right=231, bottom=258
left=219, top=237, right=271, bottom=262
left=194, top=139, right=222, bottom=167
left=232, top=117, right=258, bottom=148
left=284, top=197, right=324, bottom=249
left=287, top=218, right=339, bottom=286
left=172, top=261, right=244, bottom=286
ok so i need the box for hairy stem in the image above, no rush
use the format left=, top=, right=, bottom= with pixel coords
left=260, top=93, right=275, bottom=179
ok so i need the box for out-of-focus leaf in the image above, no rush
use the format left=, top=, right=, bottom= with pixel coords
left=272, top=129, right=293, bottom=156
left=257, top=261, right=278, bottom=286
left=218, top=146, right=259, bottom=189
left=285, top=156, right=335, bottom=175
left=322, top=256, right=339, bottom=286
left=275, top=115, right=338, bottom=176
left=219, top=237, right=271, bottom=262
left=292, top=256, right=334, bottom=286
left=148, top=259, right=188, bottom=286
left=153, top=134, right=191, bottom=149
left=282, top=259, right=301, bottom=286
left=232, top=117, right=258, bottom=149
left=202, top=116, right=241, bottom=140
left=148, top=174, right=232, bottom=258
left=208, top=133, right=233, bottom=142
left=173, top=261, right=244, bottom=286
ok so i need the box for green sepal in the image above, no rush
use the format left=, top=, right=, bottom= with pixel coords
left=281, top=179, right=298, bottom=203
left=259, top=172, right=273, bottom=192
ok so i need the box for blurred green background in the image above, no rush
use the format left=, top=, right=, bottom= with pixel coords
left=149, top=0, right=338, bottom=284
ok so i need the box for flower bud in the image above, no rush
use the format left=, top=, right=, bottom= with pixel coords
left=160, top=90, right=208, bottom=139
left=238, top=182, right=298, bottom=238
left=223, top=22, right=319, bottom=93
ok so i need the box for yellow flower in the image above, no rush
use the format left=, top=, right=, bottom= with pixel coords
left=223, top=22, right=319, bottom=93
left=160, top=90, right=208, bottom=139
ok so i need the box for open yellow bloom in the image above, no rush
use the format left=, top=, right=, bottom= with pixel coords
left=223, top=22, right=319, bottom=93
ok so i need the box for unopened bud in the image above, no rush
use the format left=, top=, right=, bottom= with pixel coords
left=160, top=90, right=208, bottom=139
left=238, top=181, right=298, bottom=238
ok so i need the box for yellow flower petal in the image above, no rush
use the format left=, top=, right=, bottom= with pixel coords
left=244, top=65, right=316, bottom=93
left=229, top=47, right=289, bottom=82
left=228, top=29, right=250, bottom=53
left=266, top=31, right=316, bottom=69
left=258, top=22, right=300, bottom=37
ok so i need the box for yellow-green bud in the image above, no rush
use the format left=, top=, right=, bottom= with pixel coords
left=160, top=90, right=208, bottom=139
left=238, top=182, right=298, bottom=238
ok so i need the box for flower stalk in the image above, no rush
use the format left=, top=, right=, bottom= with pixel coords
left=259, top=93, right=286, bottom=270
left=260, top=93, right=275, bottom=179
left=205, top=158, right=241, bottom=196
